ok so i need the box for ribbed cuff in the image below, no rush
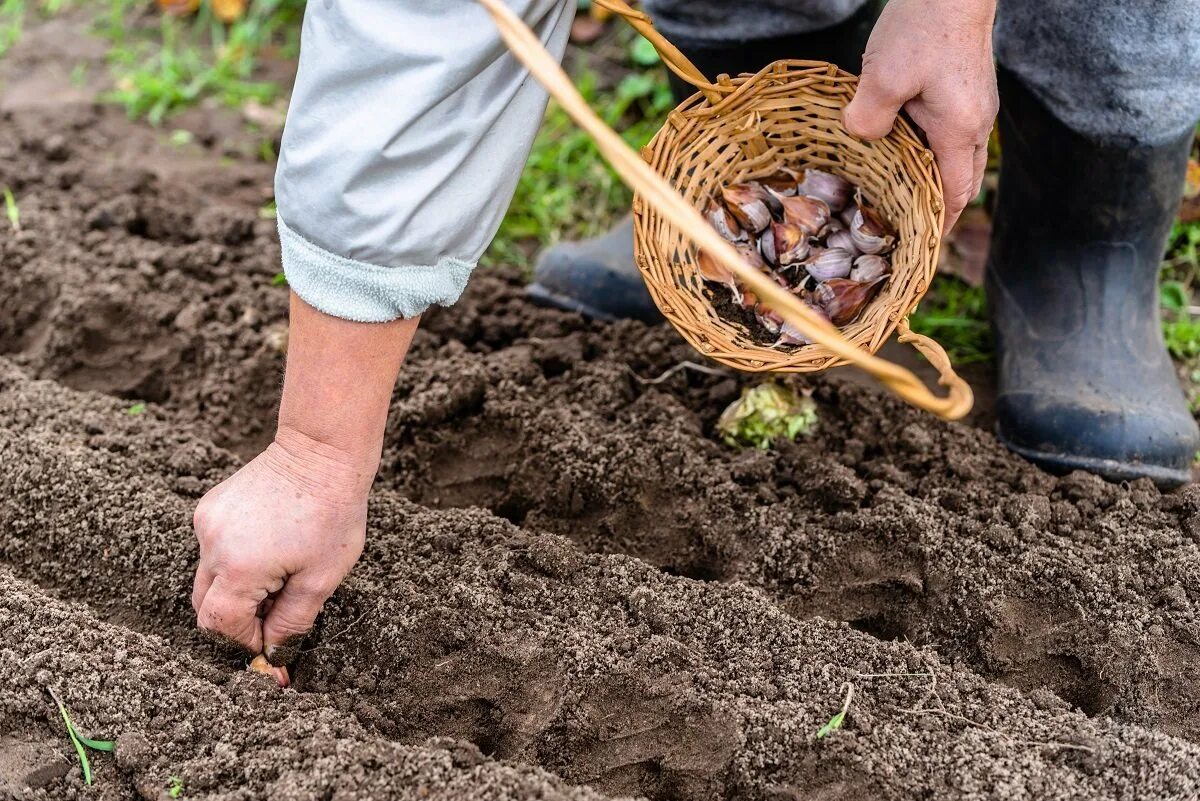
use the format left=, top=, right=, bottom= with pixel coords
left=277, top=215, right=475, bottom=323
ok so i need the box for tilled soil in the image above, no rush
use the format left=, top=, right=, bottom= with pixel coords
left=4, top=79, right=1200, bottom=801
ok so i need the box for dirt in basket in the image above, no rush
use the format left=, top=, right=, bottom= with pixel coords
left=4, top=23, right=1200, bottom=801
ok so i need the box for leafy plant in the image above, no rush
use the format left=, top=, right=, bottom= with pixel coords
left=271, top=271, right=287, bottom=287
left=717, top=383, right=818, bottom=449
left=1160, top=279, right=1200, bottom=360
left=168, top=775, right=185, bottom=798
left=48, top=687, right=114, bottom=786
left=126, top=401, right=147, bottom=415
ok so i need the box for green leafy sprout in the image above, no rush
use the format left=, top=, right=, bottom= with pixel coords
left=3, top=185, right=19, bottom=231
left=126, top=401, right=146, bottom=415
left=169, top=775, right=185, bottom=798
left=717, top=383, right=818, bottom=449
left=816, top=682, right=855, bottom=739
left=48, top=687, right=114, bottom=786
left=271, top=271, right=288, bottom=287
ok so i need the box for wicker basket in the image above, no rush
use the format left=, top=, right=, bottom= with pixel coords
left=480, top=0, right=973, bottom=420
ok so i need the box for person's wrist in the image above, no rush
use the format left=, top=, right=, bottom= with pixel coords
left=266, top=424, right=379, bottom=502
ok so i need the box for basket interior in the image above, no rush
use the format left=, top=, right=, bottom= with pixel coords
left=633, top=61, right=944, bottom=372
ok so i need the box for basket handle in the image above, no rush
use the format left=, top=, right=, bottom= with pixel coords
left=589, top=0, right=723, bottom=101
left=478, top=0, right=973, bottom=421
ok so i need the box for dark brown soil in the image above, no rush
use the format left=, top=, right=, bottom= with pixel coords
left=4, top=21, right=1200, bottom=801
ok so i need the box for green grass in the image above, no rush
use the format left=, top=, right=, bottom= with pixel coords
left=168, top=775, right=185, bottom=798
left=99, top=0, right=303, bottom=125
left=3, top=186, right=19, bottom=231
left=48, top=687, right=114, bottom=786
left=908, top=276, right=992, bottom=365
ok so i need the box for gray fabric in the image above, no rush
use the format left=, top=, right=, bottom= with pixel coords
left=994, top=0, right=1200, bottom=144
left=275, top=0, right=573, bottom=322
left=641, top=0, right=867, bottom=42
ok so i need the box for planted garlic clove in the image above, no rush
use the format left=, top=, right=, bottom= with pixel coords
left=772, top=221, right=810, bottom=267
left=795, top=169, right=852, bottom=212
left=722, top=183, right=773, bottom=233
left=758, top=168, right=800, bottom=197
left=850, top=254, right=892, bottom=282
left=825, top=228, right=857, bottom=255
left=775, top=193, right=831, bottom=236
left=249, top=654, right=290, bottom=688
left=813, top=275, right=888, bottom=326
left=849, top=199, right=897, bottom=255
left=705, top=198, right=745, bottom=242
left=803, top=246, right=854, bottom=282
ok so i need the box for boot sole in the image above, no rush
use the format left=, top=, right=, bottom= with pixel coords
left=996, top=428, right=1192, bottom=489
left=525, top=282, right=617, bottom=323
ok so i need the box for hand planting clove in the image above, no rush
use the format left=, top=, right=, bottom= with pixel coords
left=249, top=654, right=290, bottom=687
left=697, top=169, right=896, bottom=350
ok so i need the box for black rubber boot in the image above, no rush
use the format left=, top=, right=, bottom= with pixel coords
left=528, top=2, right=883, bottom=321
left=987, top=67, right=1199, bottom=487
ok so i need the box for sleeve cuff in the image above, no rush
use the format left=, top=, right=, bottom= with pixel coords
left=277, top=215, right=476, bottom=323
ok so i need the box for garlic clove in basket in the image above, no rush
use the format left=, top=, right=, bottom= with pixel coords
left=772, top=221, right=810, bottom=268
left=849, top=253, right=892, bottom=283
left=758, top=168, right=801, bottom=197
left=839, top=201, right=859, bottom=230
left=813, top=275, right=889, bottom=326
left=705, top=198, right=746, bottom=243
left=759, top=227, right=778, bottom=266
left=796, top=169, right=852, bottom=212
left=825, top=228, right=857, bottom=255
left=722, top=183, right=774, bottom=233
left=849, top=198, right=897, bottom=255
left=740, top=289, right=760, bottom=310
left=802, top=246, right=854, bottom=282
left=735, top=240, right=769, bottom=272
left=775, top=193, right=831, bottom=236
left=756, top=307, right=784, bottom=334
left=697, top=249, right=744, bottom=304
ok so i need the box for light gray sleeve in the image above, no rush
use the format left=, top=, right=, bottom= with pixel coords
left=275, top=0, right=574, bottom=322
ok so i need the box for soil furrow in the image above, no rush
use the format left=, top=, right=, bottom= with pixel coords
left=2, top=360, right=1200, bottom=800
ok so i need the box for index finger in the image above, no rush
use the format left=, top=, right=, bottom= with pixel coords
left=197, top=575, right=265, bottom=654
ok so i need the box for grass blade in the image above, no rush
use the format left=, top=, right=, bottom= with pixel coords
left=3, top=186, right=19, bottom=231
left=47, top=687, right=114, bottom=785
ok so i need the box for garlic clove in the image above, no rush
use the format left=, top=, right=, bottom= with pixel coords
left=249, top=654, right=290, bottom=688
left=756, top=307, right=784, bottom=334
left=849, top=195, right=897, bottom=255
left=839, top=202, right=859, bottom=229
left=736, top=240, right=769, bottom=272
left=722, top=183, right=773, bottom=233
left=825, top=228, right=858, bottom=255
left=803, top=246, right=854, bottom=282
left=795, top=169, right=852, bottom=212
left=774, top=193, right=831, bottom=236
left=757, top=168, right=801, bottom=197
left=705, top=198, right=746, bottom=242
left=849, top=253, right=892, bottom=282
left=812, top=275, right=889, bottom=326
left=772, top=221, right=810, bottom=268
left=759, top=227, right=778, bottom=266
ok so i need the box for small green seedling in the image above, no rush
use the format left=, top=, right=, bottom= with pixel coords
left=168, top=129, right=194, bottom=147
left=168, top=775, right=185, bottom=798
left=126, top=401, right=146, bottom=416
left=716, top=383, right=817, bottom=449
left=816, top=683, right=855, bottom=740
left=271, top=272, right=288, bottom=287
left=47, top=687, right=114, bottom=786
left=3, top=186, right=19, bottom=232
left=258, top=200, right=277, bottom=220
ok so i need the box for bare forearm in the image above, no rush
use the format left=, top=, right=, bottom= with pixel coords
left=274, top=292, right=419, bottom=493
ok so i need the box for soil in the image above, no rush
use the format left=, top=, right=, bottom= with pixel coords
left=4, top=16, right=1200, bottom=801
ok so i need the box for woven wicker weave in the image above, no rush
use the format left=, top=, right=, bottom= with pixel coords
left=479, top=0, right=973, bottom=420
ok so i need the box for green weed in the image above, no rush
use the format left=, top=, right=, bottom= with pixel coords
left=271, top=271, right=287, bottom=287
left=1160, top=279, right=1200, bottom=360
left=126, top=401, right=146, bottom=415
left=816, top=683, right=855, bottom=739
left=100, top=0, right=303, bottom=125
left=3, top=186, right=19, bottom=231
left=0, top=0, right=24, bottom=58
left=908, top=276, right=992, bottom=365
left=168, top=775, right=185, bottom=798
left=48, top=687, right=114, bottom=786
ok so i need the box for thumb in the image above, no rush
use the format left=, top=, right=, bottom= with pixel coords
left=843, top=72, right=908, bottom=141
left=261, top=575, right=331, bottom=665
